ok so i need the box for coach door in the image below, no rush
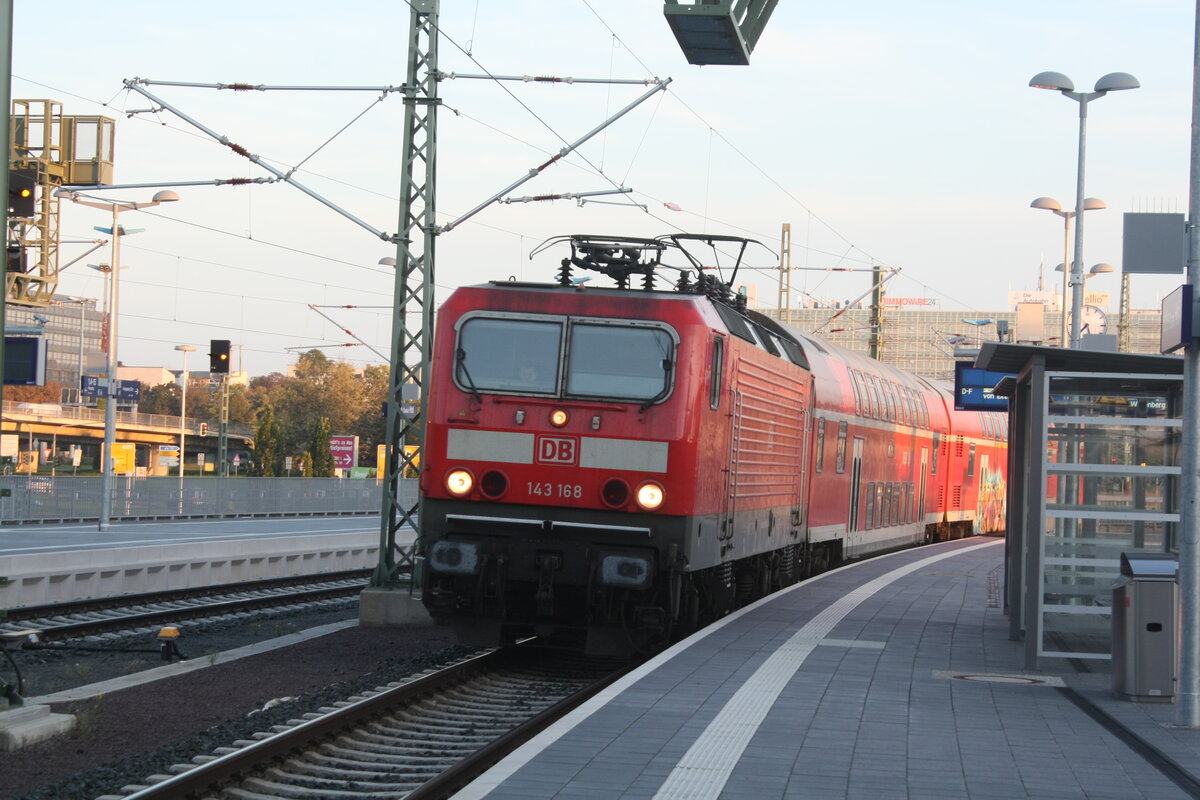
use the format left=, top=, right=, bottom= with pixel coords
left=847, top=437, right=864, bottom=532
left=918, top=447, right=929, bottom=525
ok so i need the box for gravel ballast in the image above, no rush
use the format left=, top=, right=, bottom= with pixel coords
left=0, top=602, right=468, bottom=800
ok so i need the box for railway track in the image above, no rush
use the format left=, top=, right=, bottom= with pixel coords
left=0, top=570, right=371, bottom=643
left=99, top=645, right=631, bottom=800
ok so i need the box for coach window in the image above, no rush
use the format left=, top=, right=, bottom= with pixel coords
left=875, top=376, right=890, bottom=421
left=849, top=370, right=863, bottom=415
left=710, top=336, right=724, bottom=410
left=814, top=417, right=826, bottom=473
left=967, top=443, right=976, bottom=479
left=836, top=420, right=848, bottom=473
left=931, top=431, right=940, bottom=475
left=566, top=322, right=675, bottom=402
left=456, top=316, right=562, bottom=394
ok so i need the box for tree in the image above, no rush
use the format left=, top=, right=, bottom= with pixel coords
left=138, top=382, right=179, bottom=415
left=6, top=381, right=64, bottom=404
left=253, top=403, right=280, bottom=477
left=349, top=364, right=389, bottom=466
left=183, top=380, right=255, bottom=430
left=311, top=417, right=334, bottom=477
left=271, top=351, right=367, bottom=459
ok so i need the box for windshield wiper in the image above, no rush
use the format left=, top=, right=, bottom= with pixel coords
left=456, top=347, right=482, bottom=403
left=639, top=359, right=673, bottom=413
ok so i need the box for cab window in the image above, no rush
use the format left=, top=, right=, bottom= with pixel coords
left=710, top=336, right=724, bottom=410
left=566, top=323, right=674, bottom=401
left=456, top=317, right=562, bottom=394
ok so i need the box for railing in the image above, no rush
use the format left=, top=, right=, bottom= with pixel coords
left=3, top=400, right=254, bottom=438
left=0, top=475, right=415, bottom=524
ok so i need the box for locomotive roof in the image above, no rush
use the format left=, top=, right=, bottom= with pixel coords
left=458, top=280, right=947, bottom=394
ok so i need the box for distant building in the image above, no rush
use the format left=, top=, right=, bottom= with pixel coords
left=118, top=366, right=176, bottom=386
left=761, top=305, right=1166, bottom=381
left=176, top=369, right=249, bottom=388
left=6, top=297, right=104, bottom=401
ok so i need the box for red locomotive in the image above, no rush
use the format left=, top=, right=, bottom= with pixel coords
left=419, top=234, right=1007, bottom=654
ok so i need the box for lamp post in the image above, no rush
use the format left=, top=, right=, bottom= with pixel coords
left=58, top=189, right=181, bottom=531
left=1029, top=71, right=1139, bottom=348
left=175, top=345, right=196, bottom=501
left=1030, top=196, right=1106, bottom=346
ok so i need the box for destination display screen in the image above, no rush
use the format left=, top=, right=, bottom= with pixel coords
left=954, top=362, right=1011, bottom=411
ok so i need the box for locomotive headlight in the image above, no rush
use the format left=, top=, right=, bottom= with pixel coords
left=549, top=408, right=569, bottom=427
left=445, top=468, right=474, bottom=496
left=635, top=481, right=665, bottom=511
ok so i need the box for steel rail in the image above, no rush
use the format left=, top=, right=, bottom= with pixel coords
left=116, top=647, right=633, bottom=800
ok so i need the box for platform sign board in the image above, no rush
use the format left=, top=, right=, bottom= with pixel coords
left=1161, top=284, right=1193, bottom=354
left=329, top=435, right=358, bottom=469
left=157, top=445, right=180, bottom=468
left=82, top=376, right=142, bottom=400
left=111, top=442, right=136, bottom=475
left=954, top=362, right=1013, bottom=411
left=81, top=375, right=105, bottom=397
left=4, top=336, right=46, bottom=386
left=1123, top=213, right=1186, bottom=274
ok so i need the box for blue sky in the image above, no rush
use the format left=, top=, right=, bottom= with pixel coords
left=13, top=1, right=1195, bottom=375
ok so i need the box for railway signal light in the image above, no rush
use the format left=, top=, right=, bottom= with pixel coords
left=199, top=422, right=208, bottom=436
left=5, top=245, right=25, bottom=273
left=209, top=339, right=231, bottom=373
left=8, top=169, right=37, bottom=218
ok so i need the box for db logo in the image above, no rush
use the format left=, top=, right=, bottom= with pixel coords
left=536, top=435, right=578, bottom=465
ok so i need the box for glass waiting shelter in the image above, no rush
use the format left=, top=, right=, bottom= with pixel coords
left=976, top=343, right=1183, bottom=669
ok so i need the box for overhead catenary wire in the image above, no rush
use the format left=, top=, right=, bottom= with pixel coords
left=23, top=2, right=979, bottom=381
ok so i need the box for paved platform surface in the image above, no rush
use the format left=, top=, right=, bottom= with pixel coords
left=456, top=537, right=1200, bottom=799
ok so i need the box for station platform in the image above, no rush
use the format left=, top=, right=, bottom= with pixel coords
left=456, top=537, right=1200, bottom=800
left=0, top=516, right=395, bottom=608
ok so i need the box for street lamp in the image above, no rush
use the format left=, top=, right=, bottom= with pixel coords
left=1029, top=71, right=1139, bottom=348
left=1057, top=261, right=1115, bottom=280
left=58, top=189, right=182, bottom=531
left=175, top=345, right=196, bottom=492
left=1030, top=196, right=1106, bottom=346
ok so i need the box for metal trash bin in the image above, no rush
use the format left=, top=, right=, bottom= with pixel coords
left=1112, top=552, right=1178, bottom=702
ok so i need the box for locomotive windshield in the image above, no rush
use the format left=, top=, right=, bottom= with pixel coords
left=456, top=317, right=562, bottom=393
left=565, top=323, right=673, bottom=400
left=455, top=315, right=675, bottom=403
